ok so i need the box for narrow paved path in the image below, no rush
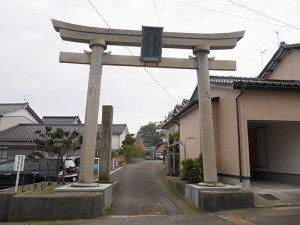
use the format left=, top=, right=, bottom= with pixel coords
left=109, top=160, right=183, bottom=216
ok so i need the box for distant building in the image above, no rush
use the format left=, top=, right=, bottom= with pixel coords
left=0, top=123, right=129, bottom=161
left=156, top=142, right=165, bottom=154
left=0, top=103, right=129, bottom=161
left=0, top=103, right=43, bottom=132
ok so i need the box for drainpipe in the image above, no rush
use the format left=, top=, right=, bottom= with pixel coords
left=236, top=90, right=244, bottom=184
left=173, top=119, right=180, bottom=130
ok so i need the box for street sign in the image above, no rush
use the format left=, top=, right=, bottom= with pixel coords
left=14, top=155, right=25, bottom=171
left=14, top=155, right=25, bottom=192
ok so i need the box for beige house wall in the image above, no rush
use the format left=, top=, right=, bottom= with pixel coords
left=267, top=50, right=300, bottom=80
left=179, top=100, right=220, bottom=170
left=210, top=87, right=241, bottom=177
left=179, top=107, right=200, bottom=160
left=174, top=48, right=300, bottom=186
left=179, top=86, right=300, bottom=181
left=240, top=91, right=300, bottom=121
left=239, top=90, right=300, bottom=176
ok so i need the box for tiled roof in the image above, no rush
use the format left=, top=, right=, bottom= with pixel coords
left=161, top=99, right=189, bottom=129
left=258, top=42, right=300, bottom=80
left=210, top=76, right=300, bottom=91
left=42, top=116, right=82, bottom=124
left=112, top=124, right=128, bottom=134
left=162, top=42, right=300, bottom=125
left=0, top=123, right=127, bottom=142
left=0, top=103, right=43, bottom=123
left=169, top=75, right=300, bottom=122
left=0, top=103, right=28, bottom=115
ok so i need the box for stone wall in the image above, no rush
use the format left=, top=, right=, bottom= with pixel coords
left=2, top=192, right=103, bottom=222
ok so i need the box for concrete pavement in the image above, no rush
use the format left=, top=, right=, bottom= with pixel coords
left=251, top=180, right=300, bottom=207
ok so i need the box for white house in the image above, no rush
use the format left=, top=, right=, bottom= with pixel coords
left=0, top=103, right=43, bottom=132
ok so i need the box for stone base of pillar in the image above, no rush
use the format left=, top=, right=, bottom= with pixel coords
left=185, top=183, right=254, bottom=212
left=198, top=182, right=225, bottom=187
left=71, top=183, right=100, bottom=188
left=56, top=181, right=119, bottom=210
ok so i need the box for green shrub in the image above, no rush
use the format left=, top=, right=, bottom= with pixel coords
left=181, top=154, right=203, bottom=183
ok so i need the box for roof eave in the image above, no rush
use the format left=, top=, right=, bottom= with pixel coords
left=233, top=83, right=300, bottom=92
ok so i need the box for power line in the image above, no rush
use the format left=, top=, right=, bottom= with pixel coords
left=152, top=0, right=180, bottom=102
left=169, top=0, right=288, bottom=28
left=88, top=0, right=111, bottom=28
left=153, top=0, right=161, bottom=26
left=227, top=0, right=300, bottom=31
left=124, top=46, right=178, bottom=103
left=87, top=0, right=179, bottom=104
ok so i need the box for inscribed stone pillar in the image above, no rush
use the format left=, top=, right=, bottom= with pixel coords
left=99, top=105, right=113, bottom=182
left=77, top=38, right=106, bottom=185
left=193, top=44, right=218, bottom=183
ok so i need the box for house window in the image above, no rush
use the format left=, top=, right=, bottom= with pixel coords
left=0, top=146, right=8, bottom=159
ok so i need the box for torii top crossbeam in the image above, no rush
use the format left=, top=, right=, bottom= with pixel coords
left=52, top=19, right=244, bottom=50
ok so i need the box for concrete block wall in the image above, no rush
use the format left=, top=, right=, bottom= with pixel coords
left=0, top=193, right=16, bottom=222
left=7, top=192, right=104, bottom=222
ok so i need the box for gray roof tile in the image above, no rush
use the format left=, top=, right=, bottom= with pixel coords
left=42, top=116, right=82, bottom=124
left=0, top=103, right=29, bottom=115
left=0, top=103, right=43, bottom=123
left=0, top=123, right=127, bottom=142
left=210, top=76, right=300, bottom=91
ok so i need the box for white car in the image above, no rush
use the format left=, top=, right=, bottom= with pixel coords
left=155, top=153, right=164, bottom=160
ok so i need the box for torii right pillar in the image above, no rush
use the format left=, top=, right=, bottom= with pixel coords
left=194, top=44, right=218, bottom=183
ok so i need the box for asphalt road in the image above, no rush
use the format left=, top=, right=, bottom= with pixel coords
left=109, top=159, right=185, bottom=216
left=107, top=159, right=232, bottom=224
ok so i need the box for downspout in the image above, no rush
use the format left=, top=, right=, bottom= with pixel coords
left=173, top=119, right=180, bottom=130
left=236, top=89, right=244, bottom=184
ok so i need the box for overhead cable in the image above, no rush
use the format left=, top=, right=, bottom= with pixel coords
left=153, top=0, right=161, bottom=26
left=227, top=0, right=300, bottom=30
left=169, top=0, right=288, bottom=28
left=87, top=0, right=179, bottom=104
left=88, top=0, right=111, bottom=28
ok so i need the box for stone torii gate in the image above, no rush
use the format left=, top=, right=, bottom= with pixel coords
left=52, top=19, right=244, bottom=186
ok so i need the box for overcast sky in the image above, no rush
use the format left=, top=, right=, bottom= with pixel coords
left=1, top=0, right=300, bottom=133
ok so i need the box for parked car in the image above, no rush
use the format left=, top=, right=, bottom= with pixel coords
left=0, top=158, right=78, bottom=189
left=0, top=159, right=47, bottom=190
left=155, top=152, right=164, bottom=160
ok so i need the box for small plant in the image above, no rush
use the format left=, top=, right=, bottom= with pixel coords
left=181, top=153, right=203, bottom=183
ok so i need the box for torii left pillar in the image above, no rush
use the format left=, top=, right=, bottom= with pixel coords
left=73, top=38, right=106, bottom=186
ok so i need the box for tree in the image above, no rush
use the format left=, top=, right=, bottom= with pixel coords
left=137, top=122, right=165, bottom=147
left=121, top=134, right=144, bottom=161
left=122, top=133, right=136, bottom=145
left=32, top=126, right=82, bottom=184
left=132, top=140, right=144, bottom=158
